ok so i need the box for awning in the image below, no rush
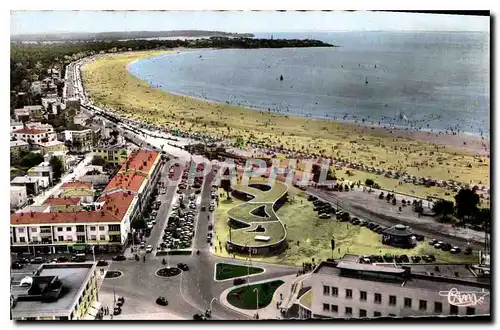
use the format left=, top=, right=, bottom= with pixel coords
left=72, top=245, right=86, bottom=251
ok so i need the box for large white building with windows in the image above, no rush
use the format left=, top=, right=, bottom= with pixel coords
left=291, top=260, right=490, bottom=319
left=10, top=150, right=163, bottom=254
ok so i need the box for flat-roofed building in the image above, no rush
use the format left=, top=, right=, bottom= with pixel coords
left=10, top=186, right=28, bottom=209
left=10, top=121, right=24, bottom=132
left=289, top=260, right=490, bottom=320
left=27, top=162, right=54, bottom=186
left=11, top=262, right=99, bottom=320
left=11, top=176, right=41, bottom=196
left=93, top=144, right=129, bottom=165
left=64, top=129, right=94, bottom=153
left=36, top=140, right=67, bottom=155
left=10, top=140, right=30, bottom=159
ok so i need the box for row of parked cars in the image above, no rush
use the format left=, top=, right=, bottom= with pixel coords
left=11, top=254, right=87, bottom=269
left=428, top=239, right=472, bottom=255
left=358, top=254, right=437, bottom=264
left=159, top=194, right=197, bottom=250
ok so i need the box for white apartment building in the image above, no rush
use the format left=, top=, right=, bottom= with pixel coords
left=10, top=150, right=163, bottom=254
left=28, top=162, right=54, bottom=186
left=12, top=126, right=57, bottom=145
left=63, top=129, right=94, bottom=153
left=293, top=261, right=490, bottom=319
left=10, top=121, right=24, bottom=132
left=10, top=186, right=27, bottom=209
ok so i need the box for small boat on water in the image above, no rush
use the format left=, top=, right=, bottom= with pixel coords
left=365, top=77, right=368, bottom=84
left=280, top=75, right=284, bottom=81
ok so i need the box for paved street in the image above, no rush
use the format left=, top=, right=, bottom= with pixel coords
left=32, top=154, right=94, bottom=206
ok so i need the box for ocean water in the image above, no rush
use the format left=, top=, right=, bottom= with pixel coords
left=128, top=31, right=490, bottom=136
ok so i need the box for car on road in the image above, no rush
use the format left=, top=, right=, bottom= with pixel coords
left=206, top=237, right=211, bottom=244
left=17, top=257, right=30, bottom=264
left=56, top=256, right=69, bottom=263
left=31, top=257, right=44, bottom=264
left=208, top=224, right=213, bottom=231
left=156, top=296, right=169, bottom=306
left=11, top=262, right=23, bottom=269
left=140, top=242, right=146, bottom=249
left=112, top=255, right=127, bottom=261
left=177, top=263, right=189, bottom=271
left=146, top=245, right=153, bottom=253
left=233, top=278, right=246, bottom=286
left=209, top=206, right=215, bottom=212
left=201, top=205, right=206, bottom=212
left=71, top=254, right=86, bottom=262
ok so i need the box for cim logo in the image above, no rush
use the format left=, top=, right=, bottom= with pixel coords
left=438, top=288, right=490, bottom=307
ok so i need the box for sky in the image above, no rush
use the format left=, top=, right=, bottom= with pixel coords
left=10, top=11, right=489, bottom=35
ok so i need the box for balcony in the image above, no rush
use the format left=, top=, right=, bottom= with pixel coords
left=107, top=231, right=121, bottom=235
left=87, top=240, right=109, bottom=245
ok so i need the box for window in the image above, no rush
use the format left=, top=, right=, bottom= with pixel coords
left=389, top=295, right=397, bottom=306
left=58, top=236, right=64, bottom=241
left=466, top=307, right=475, bottom=315
left=90, top=226, right=96, bottom=231
left=345, top=307, right=352, bottom=315
left=76, top=225, right=85, bottom=232
left=58, top=227, right=63, bottom=232
left=109, top=225, right=120, bottom=232
left=77, top=235, right=85, bottom=242
left=99, top=226, right=105, bottom=231
left=331, top=305, right=338, bottom=313
left=66, top=227, right=71, bottom=231
left=374, top=311, right=381, bottom=317
left=100, top=235, right=106, bottom=241
left=322, top=303, right=330, bottom=312
left=434, top=302, right=443, bottom=313
left=91, top=235, right=96, bottom=240
left=18, top=228, right=24, bottom=233
left=323, top=286, right=330, bottom=295
left=359, top=309, right=367, bottom=318
left=404, top=297, right=412, bottom=308
left=67, top=236, right=73, bottom=241
left=345, top=289, right=352, bottom=299
left=360, top=291, right=367, bottom=301
left=374, top=293, right=382, bottom=304
left=450, top=305, right=458, bottom=315
left=331, top=287, right=338, bottom=296
left=19, top=237, right=26, bottom=243
left=31, top=227, right=37, bottom=232
left=419, top=300, right=427, bottom=311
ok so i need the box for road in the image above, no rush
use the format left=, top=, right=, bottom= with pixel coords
left=32, top=154, right=94, bottom=206
left=307, top=188, right=484, bottom=250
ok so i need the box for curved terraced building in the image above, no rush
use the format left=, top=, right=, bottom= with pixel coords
left=225, top=180, right=288, bottom=255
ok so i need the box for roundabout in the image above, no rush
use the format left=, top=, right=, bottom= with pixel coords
left=156, top=267, right=182, bottom=278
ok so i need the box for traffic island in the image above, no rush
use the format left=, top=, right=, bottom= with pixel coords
left=156, top=267, right=181, bottom=277
left=226, top=280, right=284, bottom=310
left=104, top=270, right=123, bottom=279
left=215, top=262, right=265, bottom=281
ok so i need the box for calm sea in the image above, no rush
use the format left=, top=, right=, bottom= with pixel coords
left=128, top=31, right=490, bottom=136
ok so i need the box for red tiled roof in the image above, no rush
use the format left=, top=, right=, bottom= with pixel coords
left=61, top=181, right=93, bottom=189
left=119, top=150, right=159, bottom=174
left=43, top=197, right=81, bottom=206
left=13, top=128, right=47, bottom=135
left=103, top=171, right=146, bottom=193
left=11, top=192, right=135, bottom=225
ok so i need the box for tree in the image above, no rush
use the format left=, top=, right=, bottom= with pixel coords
left=20, top=152, right=44, bottom=168
left=131, top=218, right=146, bottom=230
left=341, top=212, right=350, bottom=222
left=432, top=200, right=454, bottom=218
left=365, top=179, right=374, bottom=187
left=413, top=200, right=423, bottom=214
left=454, top=188, right=480, bottom=220
left=91, top=155, right=106, bottom=166
left=392, top=198, right=397, bottom=205
left=49, top=156, right=63, bottom=181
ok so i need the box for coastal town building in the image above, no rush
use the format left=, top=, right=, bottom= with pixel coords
left=10, top=140, right=30, bottom=158
left=27, top=162, right=54, bottom=186
left=11, top=263, right=99, bottom=320
left=35, top=140, right=67, bottom=154
left=10, top=186, right=28, bottom=209
left=291, top=259, right=490, bottom=319
left=10, top=150, right=163, bottom=254
left=10, top=120, right=24, bottom=132
left=11, top=176, right=43, bottom=196
left=14, top=105, right=44, bottom=121
left=93, top=144, right=129, bottom=165
left=41, top=96, right=62, bottom=114
left=11, top=123, right=57, bottom=145
left=63, top=129, right=94, bottom=153
left=44, top=151, right=69, bottom=171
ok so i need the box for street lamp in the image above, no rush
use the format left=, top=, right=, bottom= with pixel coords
left=253, top=287, right=259, bottom=314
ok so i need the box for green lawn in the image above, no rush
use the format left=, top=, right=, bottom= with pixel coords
left=215, top=263, right=264, bottom=281
left=226, top=280, right=284, bottom=310
left=214, top=185, right=478, bottom=266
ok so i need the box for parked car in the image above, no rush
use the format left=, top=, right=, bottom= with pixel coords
left=113, top=307, right=122, bottom=315
left=31, top=257, right=44, bottom=264
left=428, top=238, right=438, bottom=246
left=463, top=247, right=473, bottom=255
left=201, top=206, right=206, bottom=212
left=146, top=245, right=153, bottom=253
left=140, top=242, right=146, bottom=249
left=97, top=260, right=108, bottom=267
left=414, top=234, right=425, bottom=241
left=56, top=256, right=69, bottom=263
left=11, top=262, right=23, bottom=269
left=156, top=296, right=168, bottom=306
left=441, top=243, right=452, bottom=251
left=433, top=241, right=444, bottom=249
left=233, top=278, right=246, bottom=286
left=450, top=246, right=462, bottom=254
left=177, top=263, right=190, bottom=271
left=112, top=255, right=127, bottom=261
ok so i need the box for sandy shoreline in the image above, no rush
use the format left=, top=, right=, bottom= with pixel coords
left=127, top=49, right=490, bottom=157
